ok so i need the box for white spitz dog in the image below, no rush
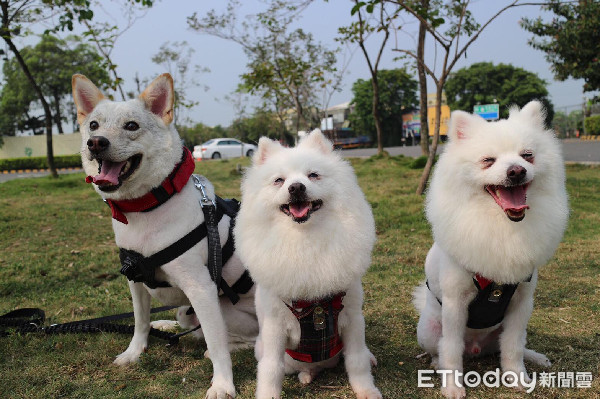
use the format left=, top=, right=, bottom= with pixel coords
left=72, top=73, right=257, bottom=399
left=414, top=100, right=569, bottom=398
left=234, top=130, right=382, bottom=399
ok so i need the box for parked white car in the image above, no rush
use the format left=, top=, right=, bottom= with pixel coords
left=193, top=138, right=257, bottom=160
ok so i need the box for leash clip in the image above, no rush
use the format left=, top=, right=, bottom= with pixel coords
left=192, top=175, right=216, bottom=208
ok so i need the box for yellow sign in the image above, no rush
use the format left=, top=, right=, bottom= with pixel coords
left=427, top=105, right=450, bottom=136
left=427, top=92, right=447, bottom=107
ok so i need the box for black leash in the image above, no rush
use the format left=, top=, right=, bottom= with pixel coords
left=0, top=306, right=199, bottom=346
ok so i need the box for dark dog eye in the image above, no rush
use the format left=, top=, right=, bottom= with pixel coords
left=521, top=151, right=534, bottom=163
left=89, top=121, right=99, bottom=131
left=124, top=121, right=139, bottom=131
left=308, top=172, right=319, bottom=179
left=481, top=157, right=496, bottom=169
left=274, top=177, right=284, bottom=185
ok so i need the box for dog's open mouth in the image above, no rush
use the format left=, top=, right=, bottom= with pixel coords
left=86, top=155, right=142, bottom=192
left=485, top=183, right=530, bottom=222
left=280, top=200, right=323, bottom=223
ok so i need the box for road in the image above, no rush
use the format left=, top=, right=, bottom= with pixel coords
left=341, top=139, right=600, bottom=164
left=1, top=139, right=598, bottom=184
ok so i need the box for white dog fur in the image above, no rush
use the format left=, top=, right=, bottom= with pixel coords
left=414, top=101, right=569, bottom=398
left=72, top=73, right=257, bottom=399
left=234, top=130, right=381, bottom=399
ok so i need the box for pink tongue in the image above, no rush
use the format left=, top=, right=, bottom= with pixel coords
left=92, top=160, right=127, bottom=185
left=289, top=202, right=310, bottom=218
left=495, top=185, right=529, bottom=212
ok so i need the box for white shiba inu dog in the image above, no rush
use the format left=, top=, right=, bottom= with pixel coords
left=72, top=73, right=257, bottom=399
left=414, top=101, right=569, bottom=398
left=234, top=130, right=382, bottom=399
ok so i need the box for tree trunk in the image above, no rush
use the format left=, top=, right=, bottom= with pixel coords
left=371, top=76, right=384, bottom=155
left=3, top=36, right=58, bottom=177
left=53, top=89, right=64, bottom=134
left=416, top=83, right=444, bottom=195
left=418, top=0, right=430, bottom=156
left=292, top=89, right=307, bottom=135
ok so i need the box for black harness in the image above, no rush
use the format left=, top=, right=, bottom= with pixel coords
left=426, top=274, right=531, bottom=330
left=118, top=179, right=253, bottom=305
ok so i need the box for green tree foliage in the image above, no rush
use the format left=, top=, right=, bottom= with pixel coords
left=521, top=0, right=600, bottom=96
left=584, top=114, right=600, bottom=135
left=337, top=0, right=396, bottom=155
left=178, top=122, right=226, bottom=150
left=445, top=62, right=554, bottom=127
left=0, top=35, right=110, bottom=135
left=188, top=0, right=341, bottom=137
left=0, top=0, right=152, bottom=176
left=553, top=109, right=583, bottom=138
left=0, top=58, right=38, bottom=136
left=229, top=109, right=292, bottom=145
left=349, top=68, right=419, bottom=147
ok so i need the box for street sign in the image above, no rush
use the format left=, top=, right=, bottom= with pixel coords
left=473, top=104, right=499, bottom=120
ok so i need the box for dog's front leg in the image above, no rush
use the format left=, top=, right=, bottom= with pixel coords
left=180, top=282, right=236, bottom=399
left=438, top=293, right=469, bottom=399
left=340, top=283, right=381, bottom=399
left=499, top=278, right=537, bottom=386
left=114, top=281, right=152, bottom=365
left=255, top=288, right=287, bottom=399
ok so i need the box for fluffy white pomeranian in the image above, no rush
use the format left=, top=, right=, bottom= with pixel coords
left=234, top=130, right=382, bottom=399
left=414, top=100, right=569, bottom=398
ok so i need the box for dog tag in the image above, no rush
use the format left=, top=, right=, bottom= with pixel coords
left=313, top=306, right=326, bottom=330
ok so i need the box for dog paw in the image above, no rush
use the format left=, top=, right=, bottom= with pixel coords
left=524, top=349, right=552, bottom=368
left=255, top=386, right=281, bottom=399
left=150, top=319, right=179, bottom=331
left=113, top=348, right=144, bottom=365
left=354, top=386, right=382, bottom=399
left=441, top=385, right=466, bottom=399
left=298, top=371, right=313, bottom=385
left=430, top=355, right=440, bottom=370
left=204, top=382, right=236, bottom=399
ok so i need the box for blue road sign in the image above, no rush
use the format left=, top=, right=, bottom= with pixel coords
left=473, top=104, right=499, bottom=120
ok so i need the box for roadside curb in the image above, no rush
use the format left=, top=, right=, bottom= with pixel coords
left=1, top=167, right=83, bottom=174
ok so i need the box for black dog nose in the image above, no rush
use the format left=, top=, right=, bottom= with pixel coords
left=288, top=182, right=306, bottom=194
left=87, top=136, right=110, bottom=154
left=507, top=164, right=526, bottom=183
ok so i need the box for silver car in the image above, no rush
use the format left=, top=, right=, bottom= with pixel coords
left=193, top=138, right=257, bottom=160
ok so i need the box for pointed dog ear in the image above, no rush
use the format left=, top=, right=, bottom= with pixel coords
left=139, top=73, right=174, bottom=125
left=447, top=110, right=483, bottom=142
left=72, top=74, right=105, bottom=125
left=299, top=129, right=333, bottom=154
left=255, top=136, right=283, bottom=165
left=518, top=100, right=546, bottom=128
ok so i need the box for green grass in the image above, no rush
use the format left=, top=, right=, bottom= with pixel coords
left=0, top=158, right=598, bottom=398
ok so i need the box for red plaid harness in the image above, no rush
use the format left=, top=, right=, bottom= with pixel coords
left=285, top=292, right=345, bottom=363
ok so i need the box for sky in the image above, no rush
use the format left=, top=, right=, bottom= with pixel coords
left=26, top=0, right=596, bottom=127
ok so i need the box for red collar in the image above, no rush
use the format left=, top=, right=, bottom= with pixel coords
left=287, top=292, right=346, bottom=312
left=474, top=274, right=493, bottom=290
left=93, top=147, right=195, bottom=224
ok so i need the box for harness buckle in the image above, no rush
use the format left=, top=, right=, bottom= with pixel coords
left=192, top=175, right=216, bottom=208
left=119, top=248, right=148, bottom=283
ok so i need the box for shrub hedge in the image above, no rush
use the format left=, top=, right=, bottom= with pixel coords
left=584, top=115, right=600, bottom=135
left=0, top=154, right=82, bottom=171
